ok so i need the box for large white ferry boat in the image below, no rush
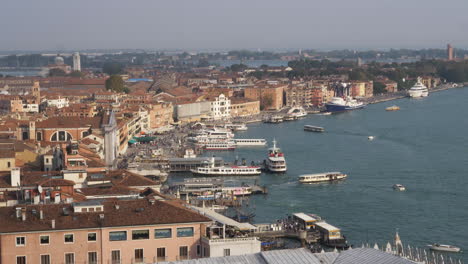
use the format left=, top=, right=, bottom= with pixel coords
left=201, top=142, right=236, bottom=151
left=408, top=77, right=429, bottom=98
left=299, top=172, right=347, bottom=183
left=266, top=139, right=287, bottom=172
left=191, top=158, right=261, bottom=176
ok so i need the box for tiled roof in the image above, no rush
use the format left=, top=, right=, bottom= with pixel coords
left=0, top=198, right=211, bottom=233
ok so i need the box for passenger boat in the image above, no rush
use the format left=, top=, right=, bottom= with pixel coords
left=283, top=114, right=297, bottom=121
left=202, top=142, right=236, bottom=151
left=266, top=139, right=287, bottom=172
left=191, top=160, right=261, bottom=176
left=386, top=105, right=400, bottom=111
left=264, top=115, right=284, bottom=123
left=287, top=107, right=308, bottom=118
left=304, top=125, right=325, bottom=132
left=233, top=139, right=267, bottom=146
left=325, top=97, right=365, bottom=112
left=298, top=172, right=347, bottom=183
left=427, top=244, right=461, bottom=253
left=224, top=123, right=248, bottom=131
left=222, top=186, right=253, bottom=196
left=408, top=77, right=429, bottom=98
left=393, top=184, right=406, bottom=191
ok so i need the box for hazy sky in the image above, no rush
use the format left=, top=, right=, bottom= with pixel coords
left=2, top=0, right=468, bottom=51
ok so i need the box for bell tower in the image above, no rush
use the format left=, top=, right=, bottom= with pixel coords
left=32, top=81, right=41, bottom=103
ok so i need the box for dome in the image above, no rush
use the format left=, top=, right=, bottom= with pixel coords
left=54, top=56, right=64, bottom=65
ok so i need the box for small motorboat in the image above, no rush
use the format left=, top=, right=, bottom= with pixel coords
left=368, top=136, right=375, bottom=140
left=393, top=184, right=406, bottom=191
left=427, top=244, right=461, bottom=253
left=386, top=105, right=400, bottom=111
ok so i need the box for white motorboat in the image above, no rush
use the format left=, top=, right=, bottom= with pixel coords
left=427, top=244, right=461, bottom=253
left=393, top=184, right=406, bottom=191
left=299, top=172, right=347, bottom=183
left=408, top=77, right=429, bottom=98
left=368, top=136, right=375, bottom=140
left=266, top=139, right=287, bottom=172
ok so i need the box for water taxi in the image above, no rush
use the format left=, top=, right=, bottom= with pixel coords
left=304, top=125, right=325, bottom=132
left=393, top=184, right=406, bottom=191
left=298, top=172, right=347, bottom=183
left=386, top=105, right=400, bottom=111
left=233, top=138, right=267, bottom=146
left=266, top=139, right=287, bottom=172
left=427, top=244, right=461, bottom=253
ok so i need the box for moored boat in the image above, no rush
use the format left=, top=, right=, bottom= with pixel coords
left=299, top=172, right=347, bottom=183
left=264, top=115, right=284, bottom=123
left=287, top=107, right=308, bottom=118
left=202, top=142, right=236, bottom=151
left=233, top=138, right=267, bottom=146
left=408, top=77, right=429, bottom=98
left=191, top=158, right=261, bottom=176
left=325, top=97, right=365, bottom=112
left=427, top=244, right=461, bottom=253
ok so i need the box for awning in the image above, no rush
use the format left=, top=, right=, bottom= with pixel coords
left=128, top=139, right=137, bottom=144
left=191, top=206, right=257, bottom=231
left=134, top=136, right=156, bottom=143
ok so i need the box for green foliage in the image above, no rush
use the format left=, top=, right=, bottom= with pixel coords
left=48, top=68, right=67, bottom=77
left=103, top=61, right=123, bottom=75
left=70, top=70, right=84, bottom=77
left=105, top=75, right=125, bottom=93
left=260, top=94, right=274, bottom=110
left=373, top=82, right=387, bottom=94
left=229, top=64, right=248, bottom=72
left=348, top=69, right=369, bottom=81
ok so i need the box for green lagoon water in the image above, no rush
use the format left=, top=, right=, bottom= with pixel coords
left=174, top=87, right=468, bottom=261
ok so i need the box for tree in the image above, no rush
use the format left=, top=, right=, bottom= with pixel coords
left=103, top=62, right=123, bottom=75
left=261, top=94, right=274, bottom=110
left=70, top=70, right=84, bottom=78
left=373, top=82, right=387, bottom=94
left=48, top=68, right=66, bottom=77
left=105, top=75, right=125, bottom=93
left=229, top=64, right=248, bottom=72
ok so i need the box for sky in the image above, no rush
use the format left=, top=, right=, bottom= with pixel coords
left=2, top=0, right=468, bottom=51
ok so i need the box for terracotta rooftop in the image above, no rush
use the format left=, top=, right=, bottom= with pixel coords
left=0, top=198, right=211, bottom=233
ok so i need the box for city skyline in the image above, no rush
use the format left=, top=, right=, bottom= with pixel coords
left=2, top=0, right=468, bottom=51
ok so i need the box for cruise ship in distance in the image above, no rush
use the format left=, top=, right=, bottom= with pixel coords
left=408, top=77, right=429, bottom=98
left=266, top=139, right=287, bottom=172
left=325, top=97, right=365, bottom=112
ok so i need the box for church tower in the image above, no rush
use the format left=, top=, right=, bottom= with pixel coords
left=103, top=111, right=118, bottom=169
left=32, top=81, right=40, bottom=103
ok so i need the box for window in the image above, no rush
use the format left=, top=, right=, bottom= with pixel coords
left=109, top=231, right=127, bottom=241
left=88, top=252, right=98, bottom=264
left=157, top=248, right=166, bottom=261
left=16, top=236, right=25, bottom=246
left=40, top=255, right=50, bottom=264
left=132, top=230, right=149, bottom=240
left=7, top=162, right=11, bottom=168
left=64, top=234, right=74, bottom=243
left=88, top=232, right=97, bottom=242
left=154, top=228, right=172, bottom=239
left=177, top=227, right=194, bottom=237
left=40, top=235, right=49, bottom=245
left=65, top=253, right=75, bottom=264
left=36, top=132, right=42, bottom=141
left=51, top=131, right=72, bottom=142
left=111, top=250, right=121, bottom=264
left=134, top=249, right=144, bottom=262
left=16, top=256, right=26, bottom=264
left=197, top=245, right=201, bottom=256
left=179, top=246, right=188, bottom=260
left=223, top=248, right=231, bottom=256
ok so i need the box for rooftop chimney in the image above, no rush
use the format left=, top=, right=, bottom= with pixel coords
left=10, top=167, right=20, bottom=187
left=99, top=214, right=105, bottom=220
left=15, top=207, right=21, bottom=219
left=51, top=219, right=55, bottom=229
left=40, top=209, right=44, bottom=220
left=114, top=205, right=120, bottom=210
left=21, top=208, right=26, bottom=222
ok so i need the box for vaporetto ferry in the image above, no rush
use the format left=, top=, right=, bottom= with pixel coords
left=298, top=172, right=347, bottom=183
